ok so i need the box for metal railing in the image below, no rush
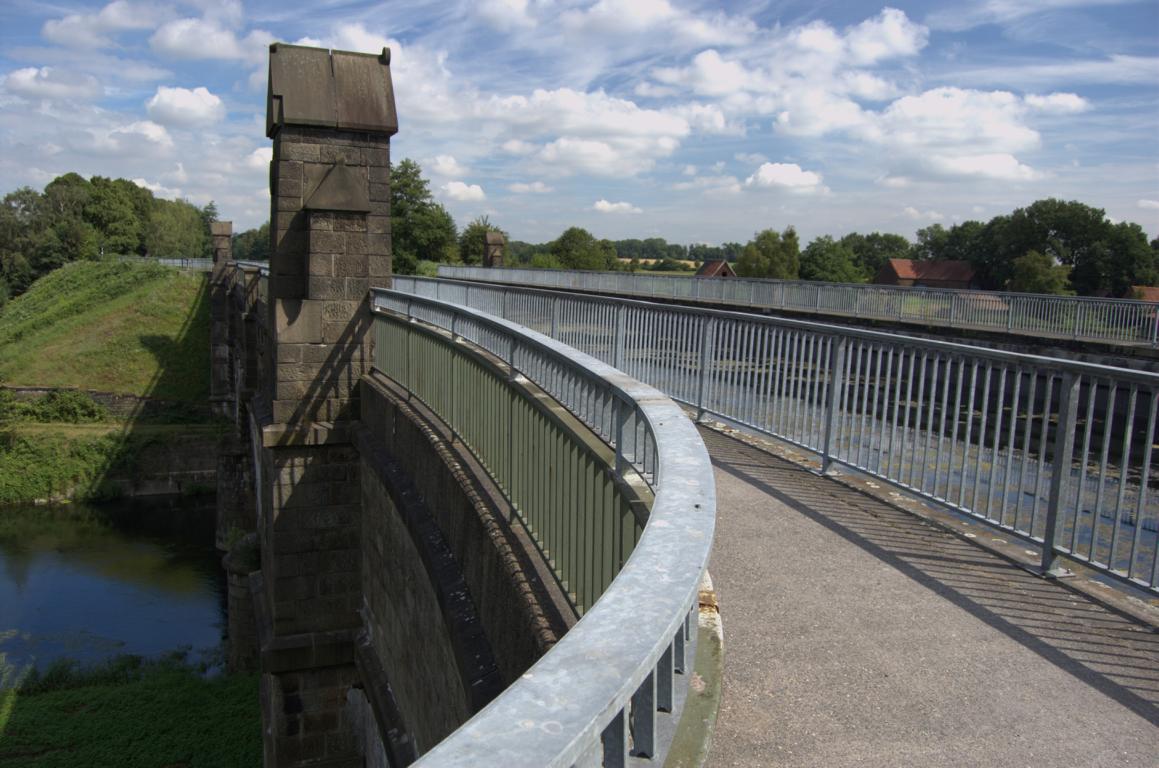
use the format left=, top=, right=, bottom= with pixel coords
left=370, top=288, right=716, bottom=766
left=437, top=265, right=1159, bottom=348
left=397, top=276, right=1159, bottom=594
left=116, top=255, right=215, bottom=270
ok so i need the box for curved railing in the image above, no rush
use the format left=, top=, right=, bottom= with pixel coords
left=437, top=264, right=1159, bottom=348
left=395, top=276, right=1159, bottom=595
left=370, top=288, right=716, bottom=765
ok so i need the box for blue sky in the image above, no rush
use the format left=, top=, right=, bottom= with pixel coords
left=1, top=0, right=1156, bottom=245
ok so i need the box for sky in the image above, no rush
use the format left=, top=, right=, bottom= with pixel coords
left=0, top=1, right=1156, bottom=246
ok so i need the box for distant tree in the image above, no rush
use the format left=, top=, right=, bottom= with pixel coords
left=390, top=158, right=457, bottom=273
left=736, top=227, right=799, bottom=279
left=530, top=252, right=563, bottom=270
left=232, top=222, right=270, bottom=262
left=839, top=231, right=910, bottom=280
left=145, top=199, right=207, bottom=259
left=1008, top=250, right=1073, bottom=295
left=458, top=215, right=507, bottom=265
left=551, top=227, right=614, bottom=271
left=800, top=236, right=865, bottom=283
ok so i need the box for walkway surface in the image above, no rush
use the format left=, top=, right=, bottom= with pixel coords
left=701, top=426, right=1159, bottom=768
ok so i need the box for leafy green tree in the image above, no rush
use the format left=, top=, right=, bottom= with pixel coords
left=801, top=236, right=865, bottom=283
left=389, top=159, right=457, bottom=273
left=550, top=227, right=614, bottom=271
left=839, top=231, right=910, bottom=279
left=458, top=215, right=507, bottom=265
left=86, top=177, right=142, bottom=256
left=232, top=222, right=270, bottom=262
left=1008, top=250, right=1073, bottom=294
left=145, top=199, right=207, bottom=259
left=736, top=227, right=799, bottom=279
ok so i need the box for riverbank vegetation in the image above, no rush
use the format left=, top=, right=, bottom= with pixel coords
left=0, top=653, right=260, bottom=767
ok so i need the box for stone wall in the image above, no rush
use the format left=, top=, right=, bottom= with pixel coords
left=354, top=372, right=570, bottom=754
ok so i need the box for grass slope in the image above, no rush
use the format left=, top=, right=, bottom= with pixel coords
left=0, top=261, right=209, bottom=401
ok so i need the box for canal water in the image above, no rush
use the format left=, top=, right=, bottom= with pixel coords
left=0, top=498, right=225, bottom=678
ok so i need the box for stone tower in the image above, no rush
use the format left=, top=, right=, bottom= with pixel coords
left=257, top=43, right=396, bottom=768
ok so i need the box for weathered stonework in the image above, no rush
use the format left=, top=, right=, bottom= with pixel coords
left=255, top=43, right=398, bottom=768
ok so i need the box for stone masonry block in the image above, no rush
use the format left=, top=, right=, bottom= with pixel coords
left=309, top=231, right=345, bottom=255
left=278, top=160, right=303, bottom=182
left=344, top=278, right=370, bottom=300
left=368, top=183, right=389, bottom=203
left=320, top=145, right=363, bottom=165
left=282, top=143, right=322, bottom=162
left=322, top=301, right=361, bottom=322
left=334, top=254, right=367, bottom=277
left=369, top=254, right=390, bottom=278
left=308, top=255, right=335, bottom=277
left=275, top=299, right=324, bottom=344
left=307, top=277, right=346, bottom=301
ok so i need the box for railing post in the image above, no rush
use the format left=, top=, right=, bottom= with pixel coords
left=821, top=336, right=847, bottom=474
left=550, top=298, right=559, bottom=338
left=1007, top=298, right=1015, bottom=332
left=1042, top=372, right=1080, bottom=577
left=695, top=317, right=716, bottom=420
left=1073, top=301, right=1083, bottom=340
left=501, top=287, right=509, bottom=320
left=613, top=303, right=626, bottom=369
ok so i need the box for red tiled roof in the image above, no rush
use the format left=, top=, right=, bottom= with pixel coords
left=885, top=258, right=975, bottom=283
left=696, top=259, right=735, bottom=277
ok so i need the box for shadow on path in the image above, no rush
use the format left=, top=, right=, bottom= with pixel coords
left=701, top=425, right=1159, bottom=726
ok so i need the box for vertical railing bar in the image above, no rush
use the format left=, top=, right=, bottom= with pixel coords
left=1131, top=393, right=1157, bottom=583
left=1108, top=385, right=1139, bottom=570
left=1043, top=372, right=1081, bottom=575
left=972, top=363, right=993, bottom=513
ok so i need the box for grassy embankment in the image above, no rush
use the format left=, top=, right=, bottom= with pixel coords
left=0, top=260, right=218, bottom=503
left=0, top=260, right=260, bottom=766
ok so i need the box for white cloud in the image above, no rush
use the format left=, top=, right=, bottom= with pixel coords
left=1024, top=92, right=1090, bottom=113
left=478, top=0, right=535, bottom=30
left=1138, top=199, right=1159, bottom=210
left=927, top=0, right=1137, bottom=32
left=903, top=206, right=945, bottom=221
left=502, top=139, right=537, bottom=155
left=150, top=19, right=273, bottom=62
left=430, top=155, right=467, bottom=176
left=245, top=147, right=272, bottom=170
left=654, top=49, right=751, bottom=97
left=562, top=0, right=754, bottom=46
left=735, top=152, right=767, bottom=165
left=87, top=120, right=174, bottom=156
left=745, top=162, right=825, bottom=190
left=132, top=177, right=182, bottom=199
left=146, top=86, right=225, bottom=126
left=673, top=175, right=742, bottom=195
left=3, top=67, right=103, bottom=101
left=925, top=153, right=1041, bottom=181
left=593, top=199, right=642, bottom=214
left=508, top=181, right=552, bottom=193
left=953, top=55, right=1159, bottom=88
left=844, top=8, right=929, bottom=65
left=42, top=1, right=170, bottom=49
left=442, top=181, right=486, bottom=201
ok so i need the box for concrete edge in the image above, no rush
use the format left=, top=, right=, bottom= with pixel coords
left=664, top=572, right=724, bottom=768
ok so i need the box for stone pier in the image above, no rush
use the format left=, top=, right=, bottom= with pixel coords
left=254, top=43, right=396, bottom=768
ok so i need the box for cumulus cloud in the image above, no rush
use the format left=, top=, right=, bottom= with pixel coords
left=245, top=147, right=273, bottom=170
left=844, top=8, right=928, bottom=65
left=1024, top=92, right=1090, bottom=113
left=151, top=19, right=273, bottom=62
left=3, top=67, right=103, bottom=101
left=593, top=199, right=642, bottom=214
left=442, top=181, right=486, bottom=201
left=508, top=181, right=552, bottom=193
left=87, top=120, right=174, bottom=156
left=477, top=0, right=536, bottom=29
left=146, top=86, right=225, bottom=126
left=429, top=155, right=467, bottom=176
left=42, top=1, right=171, bottom=49
left=132, top=177, right=182, bottom=199
left=1137, top=199, right=1159, bottom=210
left=745, top=162, right=825, bottom=190
left=924, top=153, right=1042, bottom=181
left=903, top=206, right=944, bottom=221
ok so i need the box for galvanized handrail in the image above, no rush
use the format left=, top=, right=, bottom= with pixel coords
left=437, top=265, right=1159, bottom=348
left=370, top=287, right=716, bottom=766
left=397, top=276, right=1159, bottom=594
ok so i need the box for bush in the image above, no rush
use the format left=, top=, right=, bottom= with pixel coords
left=32, top=389, right=108, bottom=423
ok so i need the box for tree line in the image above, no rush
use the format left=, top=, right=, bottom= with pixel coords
left=1, top=172, right=217, bottom=305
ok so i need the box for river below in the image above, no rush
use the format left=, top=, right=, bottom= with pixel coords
left=0, top=498, right=225, bottom=678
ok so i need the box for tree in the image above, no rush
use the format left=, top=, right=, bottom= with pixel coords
left=736, top=227, right=799, bottom=279
left=389, top=159, right=457, bottom=273
left=233, top=222, right=270, bottom=262
left=550, top=227, right=613, bottom=271
left=458, top=215, right=507, bottom=265
left=1008, top=250, right=1073, bottom=295
left=839, top=231, right=910, bottom=280
left=86, top=176, right=142, bottom=256
left=800, top=236, right=864, bottom=283
left=145, top=199, right=207, bottom=259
